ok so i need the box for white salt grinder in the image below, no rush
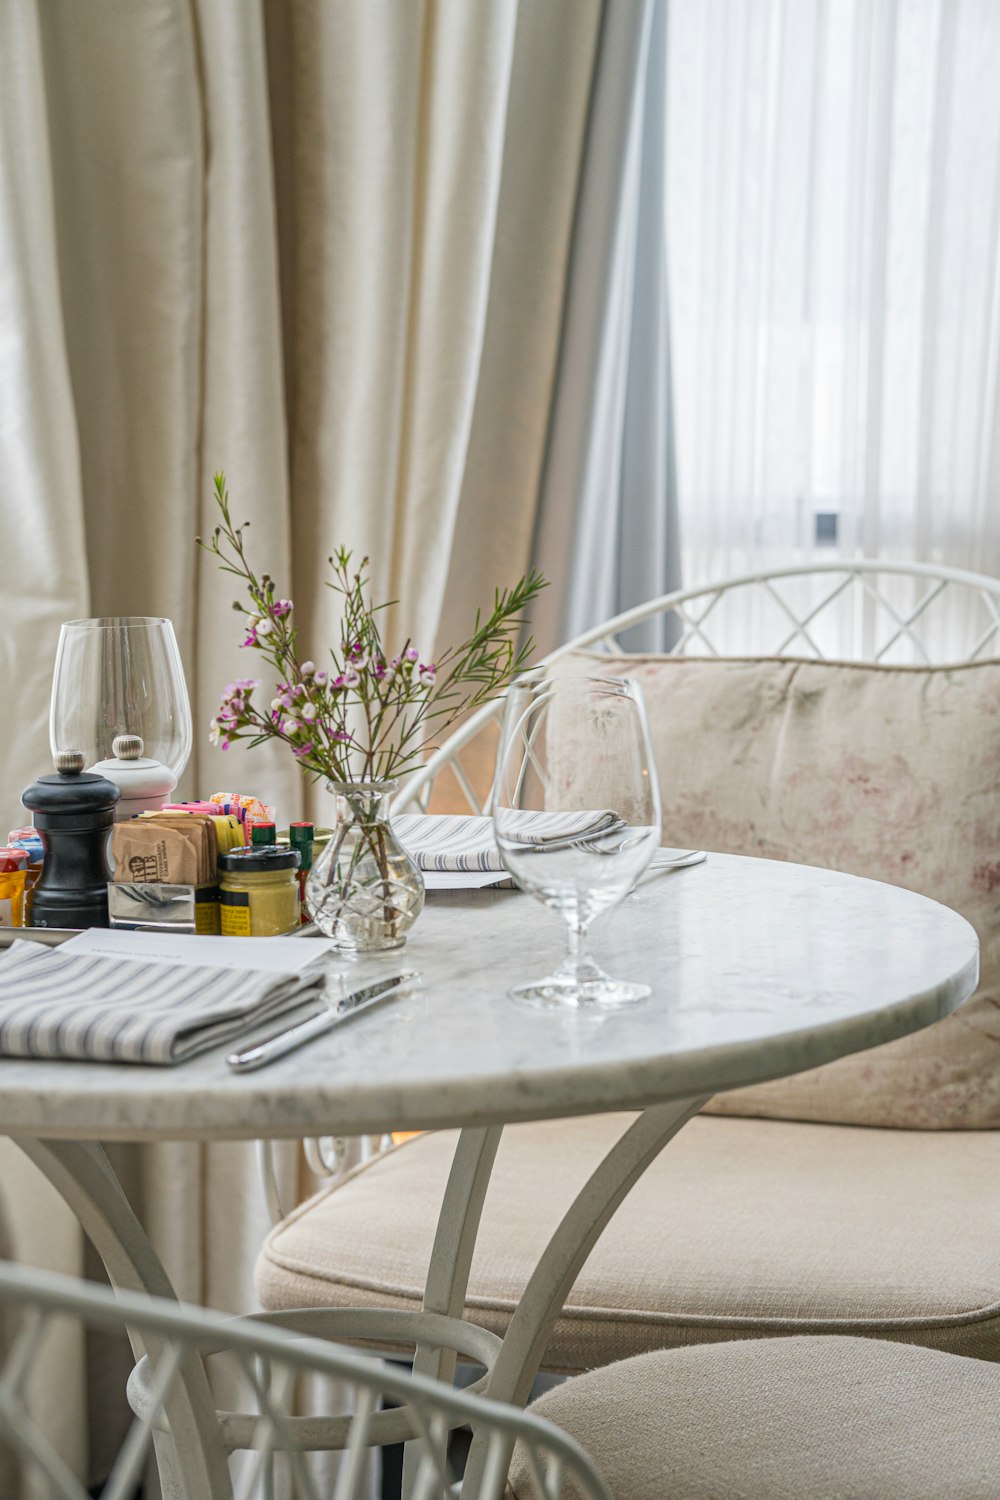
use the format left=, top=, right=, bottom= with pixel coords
left=89, top=735, right=177, bottom=821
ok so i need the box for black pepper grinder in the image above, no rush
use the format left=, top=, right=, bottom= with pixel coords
left=21, top=751, right=120, bottom=929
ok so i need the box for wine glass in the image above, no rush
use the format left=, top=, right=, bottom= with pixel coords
left=492, top=672, right=662, bottom=1009
left=50, top=617, right=193, bottom=780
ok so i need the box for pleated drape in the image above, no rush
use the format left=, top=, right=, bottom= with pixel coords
left=532, top=0, right=680, bottom=652
left=0, top=0, right=617, bottom=1480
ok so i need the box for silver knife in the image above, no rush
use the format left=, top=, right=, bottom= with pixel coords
left=226, top=970, right=420, bottom=1073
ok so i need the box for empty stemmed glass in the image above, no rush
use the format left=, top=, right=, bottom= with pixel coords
left=492, top=672, right=662, bottom=1009
left=50, top=617, right=193, bottom=780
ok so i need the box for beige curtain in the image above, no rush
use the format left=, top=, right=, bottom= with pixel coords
left=0, top=0, right=604, bottom=1480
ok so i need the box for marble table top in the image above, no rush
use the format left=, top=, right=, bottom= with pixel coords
left=0, top=854, right=978, bottom=1142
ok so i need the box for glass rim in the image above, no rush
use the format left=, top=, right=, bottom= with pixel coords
left=60, top=617, right=174, bottom=630
left=508, top=668, right=635, bottom=695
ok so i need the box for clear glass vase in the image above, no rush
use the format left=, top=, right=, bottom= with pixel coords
left=305, top=780, right=425, bottom=952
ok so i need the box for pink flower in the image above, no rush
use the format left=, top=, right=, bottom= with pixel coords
left=241, top=627, right=258, bottom=648
left=301, top=660, right=316, bottom=676
left=418, top=664, right=436, bottom=686
left=273, top=598, right=293, bottom=618
left=314, top=670, right=328, bottom=687
left=292, top=740, right=313, bottom=758
left=405, top=648, right=419, bottom=662
left=342, top=666, right=360, bottom=688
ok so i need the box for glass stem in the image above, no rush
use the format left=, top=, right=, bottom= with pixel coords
left=563, top=909, right=602, bottom=984
left=566, top=916, right=589, bottom=975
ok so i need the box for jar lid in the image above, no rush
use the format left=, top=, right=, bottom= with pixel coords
left=90, top=735, right=176, bottom=799
left=218, top=844, right=300, bottom=873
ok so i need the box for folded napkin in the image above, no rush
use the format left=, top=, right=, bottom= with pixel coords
left=392, top=811, right=623, bottom=874
left=0, top=940, right=325, bottom=1066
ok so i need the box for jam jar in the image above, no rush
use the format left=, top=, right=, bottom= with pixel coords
left=218, top=845, right=300, bottom=936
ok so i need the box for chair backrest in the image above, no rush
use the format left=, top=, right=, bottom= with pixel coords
left=0, top=1260, right=608, bottom=1500
left=396, top=560, right=1000, bottom=815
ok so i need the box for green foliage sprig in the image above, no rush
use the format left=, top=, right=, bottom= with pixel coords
left=199, top=473, right=546, bottom=785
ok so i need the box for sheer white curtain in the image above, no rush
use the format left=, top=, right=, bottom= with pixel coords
left=667, top=0, right=1000, bottom=601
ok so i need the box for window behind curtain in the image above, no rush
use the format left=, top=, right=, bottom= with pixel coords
left=665, top=0, right=1000, bottom=614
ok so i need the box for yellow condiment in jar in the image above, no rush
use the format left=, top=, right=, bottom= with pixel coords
left=218, top=846, right=300, bottom=936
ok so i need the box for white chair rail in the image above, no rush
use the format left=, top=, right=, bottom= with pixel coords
left=0, top=1258, right=610, bottom=1500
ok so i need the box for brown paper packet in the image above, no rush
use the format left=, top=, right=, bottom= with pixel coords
left=136, top=813, right=219, bottom=883
left=112, top=824, right=202, bottom=884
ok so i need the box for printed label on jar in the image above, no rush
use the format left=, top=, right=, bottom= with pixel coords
left=220, top=889, right=252, bottom=936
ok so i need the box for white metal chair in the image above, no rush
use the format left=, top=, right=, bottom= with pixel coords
left=0, top=1258, right=609, bottom=1500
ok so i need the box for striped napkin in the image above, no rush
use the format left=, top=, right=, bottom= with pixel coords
left=392, top=811, right=623, bottom=874
left=0, top=940, right=325, bottom=1066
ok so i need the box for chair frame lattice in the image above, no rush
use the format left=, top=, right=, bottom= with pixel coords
left=0, top=1259, right=610, bottom=1500
left=395, top=559, right=1000, bottom=816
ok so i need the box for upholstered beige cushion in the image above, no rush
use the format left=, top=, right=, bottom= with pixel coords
left=509, top=1335, right=1000, bottom=1500
left=552, top=652, right=1000, bottom=1128
left=256, top=1114, right=1000, bottom=1371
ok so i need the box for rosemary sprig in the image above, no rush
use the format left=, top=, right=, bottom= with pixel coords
left=198, top=472, right=547, bottom=786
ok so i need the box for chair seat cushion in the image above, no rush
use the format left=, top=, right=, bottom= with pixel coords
left=509, top=1336, right=1000, bottom=1500
left=256, top=1114, right=1000, bottom=1373
left=553, top=651, right=1000, bottom=1128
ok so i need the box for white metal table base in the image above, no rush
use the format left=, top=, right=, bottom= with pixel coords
left=10, top=1098, right=707, bottom=1499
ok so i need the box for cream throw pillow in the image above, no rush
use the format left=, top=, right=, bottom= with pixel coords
left=553, top=651, right=1000, bottom=1129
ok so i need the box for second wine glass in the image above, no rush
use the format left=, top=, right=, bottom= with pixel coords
left=492, top=672, right=662, bottom=1009
left=49, top=617, right=193, bottom=781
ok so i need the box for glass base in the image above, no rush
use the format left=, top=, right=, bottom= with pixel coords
left=510, top=974, right=650, bottom=1011
left=321, top=928, right=408, bottom=954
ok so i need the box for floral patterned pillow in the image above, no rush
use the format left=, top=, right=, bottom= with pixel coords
left=556, top=651, right=1000, bottom=1129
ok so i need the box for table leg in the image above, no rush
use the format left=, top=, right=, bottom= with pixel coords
left=11, top=1136, right=232, bottom=1500
left=402, top=1125, right=503, bottom=1494
left=455, top=1095, right=708, bottom=1498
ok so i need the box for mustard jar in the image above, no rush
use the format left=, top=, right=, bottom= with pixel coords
left=218, top=845, right=300, bottom=936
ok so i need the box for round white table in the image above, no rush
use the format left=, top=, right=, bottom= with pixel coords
left=0, top=854, right=980, bottom=1499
